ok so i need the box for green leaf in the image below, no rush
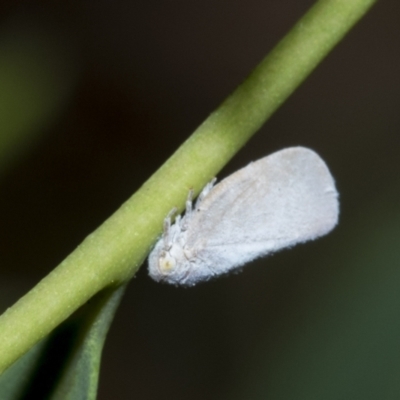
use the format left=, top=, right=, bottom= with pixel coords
left=0, top=339, right=48, bottom=399
left=0, top=285, right=126, bottom=400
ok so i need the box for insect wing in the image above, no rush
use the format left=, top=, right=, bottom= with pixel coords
left=184, top=147, right=338, bottom=271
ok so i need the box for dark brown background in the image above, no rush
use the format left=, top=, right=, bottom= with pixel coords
left=1, top=1, right=400, bottom=399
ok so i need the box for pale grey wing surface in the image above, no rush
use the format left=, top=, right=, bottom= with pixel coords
left=185, top=147, right=339, bottom=267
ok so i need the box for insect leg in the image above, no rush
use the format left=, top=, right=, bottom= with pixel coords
left=181, top=189, right=194, bottom=230
left=162, top=207, right=177, bottom=250
left=195, top=178, right=217, bottom=208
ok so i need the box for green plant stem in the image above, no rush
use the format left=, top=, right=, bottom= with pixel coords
left=0, top=0, right=376, bottom=374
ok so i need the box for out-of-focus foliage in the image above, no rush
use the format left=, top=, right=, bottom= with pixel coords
left=0, top=19, right=77, bottom=175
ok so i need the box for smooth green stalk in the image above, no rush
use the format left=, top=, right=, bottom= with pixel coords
left=0, top=0, right=376, bottom=374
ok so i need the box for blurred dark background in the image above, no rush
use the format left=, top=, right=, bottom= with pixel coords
left=1, top=1, right=400, bottom=399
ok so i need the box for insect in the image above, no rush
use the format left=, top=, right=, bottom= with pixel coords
left=148, top=147, right=339, bottom=286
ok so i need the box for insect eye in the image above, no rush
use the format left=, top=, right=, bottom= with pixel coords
left=158, top=253, right=176, bottom=274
